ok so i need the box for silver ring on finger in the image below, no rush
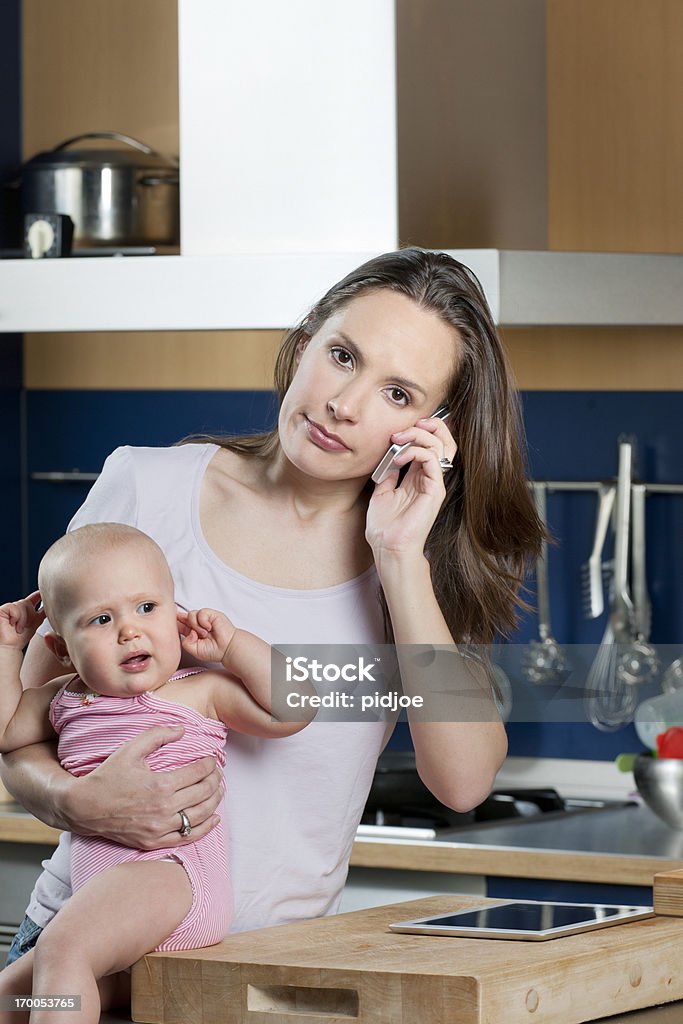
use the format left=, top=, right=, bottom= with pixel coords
left=178, top=809, right=192, bottom=838
left=438, top=456, right=453, bottom=473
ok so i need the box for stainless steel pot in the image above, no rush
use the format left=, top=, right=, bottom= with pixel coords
left=20, top=131, right=179, bottom=247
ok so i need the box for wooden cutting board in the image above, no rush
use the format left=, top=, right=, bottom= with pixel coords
left=131, top=894, right=683, bottom=1024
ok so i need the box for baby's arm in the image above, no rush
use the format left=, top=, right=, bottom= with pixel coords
left=178, top=607, right=316, bottom=736
left=0, top=594, right=61, bottom=753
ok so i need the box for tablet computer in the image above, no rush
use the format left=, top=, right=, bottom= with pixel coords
left=389, top=900, right=654, bottom=941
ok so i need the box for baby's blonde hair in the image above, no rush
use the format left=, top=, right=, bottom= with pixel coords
left=38, top=524, right=173, bottom=630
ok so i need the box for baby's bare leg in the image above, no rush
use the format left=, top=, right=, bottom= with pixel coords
left=0, top=949, right=35, bottom=1024
left=30, top=860, right=192, bottom=1024
left=0, top=937, right=129, bottom=1024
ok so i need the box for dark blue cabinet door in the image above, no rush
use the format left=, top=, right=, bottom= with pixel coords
left=486, top=876, right=653, bottom=906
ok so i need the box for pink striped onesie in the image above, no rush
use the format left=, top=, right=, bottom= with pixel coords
left=48, top=669, right=231, bottom=951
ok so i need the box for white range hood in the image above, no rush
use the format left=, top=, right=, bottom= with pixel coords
left=2, top=249, right=683, bottom=333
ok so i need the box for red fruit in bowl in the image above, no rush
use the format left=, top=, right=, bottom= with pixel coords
left=656, top=727, right=683, bottom=759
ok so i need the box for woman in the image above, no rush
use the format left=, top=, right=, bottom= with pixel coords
left=1, top=247, right=541, bottom=961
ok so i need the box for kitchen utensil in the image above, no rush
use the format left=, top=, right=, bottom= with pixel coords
left=490, top=662, right=513, bottom=722
left=610, top=442, right=635, bottom=643
left=19, top=131, right=179, bottom=247
left=616, top=483, right=659, bottom=685
left=584, top=620, right=625, bottom=731
left=633, top=753, right=683, bottom=829
left=584, top=444, right=640, bottom=729
left=662, top=657, right=683, bottom=694
left=522, top=482, right=568, bottom=684
left=581, top=484, right=615, bottom=619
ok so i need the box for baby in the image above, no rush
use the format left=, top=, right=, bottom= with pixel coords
left=0, top=523, right=312, bottom=1024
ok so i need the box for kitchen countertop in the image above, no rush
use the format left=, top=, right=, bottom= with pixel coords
left=2, top=799, right=683, bottom=886
left=0, top=801, right=61, bottom=844
left=349, top=802, right=683, bottom=886
left=5, top=801, right=683, bottom=1021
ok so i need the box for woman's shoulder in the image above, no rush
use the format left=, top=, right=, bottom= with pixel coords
left=71, top=443, right=219, bottom=533
left=109, top=441, right=219, bottom=473
left=98, top=442, right=218, bottom=491
left=125, top=442, right=222, bottom=513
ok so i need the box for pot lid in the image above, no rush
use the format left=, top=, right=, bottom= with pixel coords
left=24, top=131, right=178, bottom=171
left=27, top=149, right=178, bottom=170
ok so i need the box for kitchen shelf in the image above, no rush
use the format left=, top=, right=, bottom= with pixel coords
left=2, top=249, right=683, bottom=332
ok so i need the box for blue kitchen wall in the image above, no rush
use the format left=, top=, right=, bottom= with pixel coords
left=0, top=338, right=22, bottom=596
left=23, top=389, right=683, bottom=760
left=0, top=0, right=21, bottom=248
left=510, top=392, right=683, bottom=761
left=0, top=0, right=23, bottom=596
left=24, top=390, right=277, bottom=580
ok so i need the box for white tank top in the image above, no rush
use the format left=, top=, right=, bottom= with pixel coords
left=28, top=443, right=389, bottom=933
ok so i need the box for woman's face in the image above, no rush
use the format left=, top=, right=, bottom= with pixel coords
left=278, top=289, right=460, bottom=481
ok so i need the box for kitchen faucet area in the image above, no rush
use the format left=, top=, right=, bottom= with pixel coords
left=1, top=1, right=683, bottom=1022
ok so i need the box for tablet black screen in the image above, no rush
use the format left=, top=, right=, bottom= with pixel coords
left=425, top=903, right=624, bottom=932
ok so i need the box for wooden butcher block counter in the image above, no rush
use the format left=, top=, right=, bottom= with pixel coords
left=132, top=894, right=683, bottom=1024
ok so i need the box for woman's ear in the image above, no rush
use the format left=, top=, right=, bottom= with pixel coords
left=43, top=632, right=73, bottom=668
left=295, top=333, right=311, bottom=364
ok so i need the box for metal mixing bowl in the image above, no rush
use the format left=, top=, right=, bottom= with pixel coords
left=633, top=755, right=683, bottom=829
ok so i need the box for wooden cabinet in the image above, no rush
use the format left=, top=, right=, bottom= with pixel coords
left=547, top=0, right=683, bottom=253
left=397, top=0, right=683, bottom=255
left=16, top=2, right=683, bottom=390
left=340, top=865, right=485, bottom=913
left=22, top=0, right=178, bottom=161
left=22, top=0, right=683, bottom=256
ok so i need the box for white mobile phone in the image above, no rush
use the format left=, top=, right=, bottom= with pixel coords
left=371, top=405, right=449, bottom=484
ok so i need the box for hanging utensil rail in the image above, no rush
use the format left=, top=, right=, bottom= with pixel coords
left=31, top=471, right=683, bottom=492
left=532, top=481, right=683, bottom=494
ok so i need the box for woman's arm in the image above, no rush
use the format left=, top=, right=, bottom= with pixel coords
left=366, top=415, right=507, bottom=812
left=1, top=636, right=223, bottom=844
left=375, top=554, right=507, bottom=811
left=1, top=725, right=224, bottom=843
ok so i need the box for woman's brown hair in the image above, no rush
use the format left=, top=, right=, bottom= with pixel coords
left=190, top=247, right=543, bottom=644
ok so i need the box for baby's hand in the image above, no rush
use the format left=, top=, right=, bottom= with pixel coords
left=177, top=607, right=237, bottom=665
left=0, top=591, right=45, bottom=651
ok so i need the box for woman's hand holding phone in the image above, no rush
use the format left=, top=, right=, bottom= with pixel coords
left=366, top=409, right=458, bottom=561
left=371, top=405, right=450, bottom=484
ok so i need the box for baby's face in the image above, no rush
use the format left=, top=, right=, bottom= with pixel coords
left=55, top=543, right=181, bottom=697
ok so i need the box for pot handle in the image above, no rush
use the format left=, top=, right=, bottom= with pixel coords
left=51, top=131, right=161, bottom=157
left=139, top=175, right=180, bottom=187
